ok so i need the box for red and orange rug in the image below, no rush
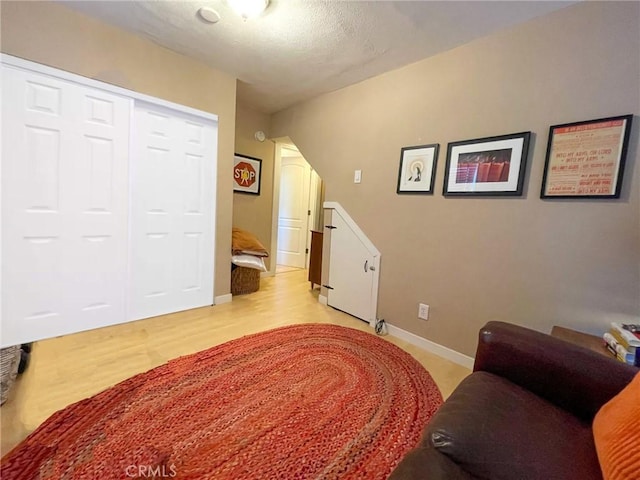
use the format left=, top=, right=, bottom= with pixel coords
left=1, top=324, right=443, bottom=479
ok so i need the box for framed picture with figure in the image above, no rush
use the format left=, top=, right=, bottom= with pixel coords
left=396, top=144, right=439, bottom=194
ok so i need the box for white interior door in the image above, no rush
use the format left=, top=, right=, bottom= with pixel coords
left=277, top=156, right=310, bottom=268
left=1, top=66, right=131, bottom=347
left=327, top=212, right=375, bottom=323
left=129, top=102, right=217, bottom=321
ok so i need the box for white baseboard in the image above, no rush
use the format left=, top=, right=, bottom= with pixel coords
left=318, top=295, right=328, bottom=305
left=386, top=322, right=475, bottom=370
left=214, top=294, right=232, bottom=305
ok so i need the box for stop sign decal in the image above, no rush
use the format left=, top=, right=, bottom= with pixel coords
left=233, top=156, right=261, bottom=194
left=235, top=162, right=256, bottom=187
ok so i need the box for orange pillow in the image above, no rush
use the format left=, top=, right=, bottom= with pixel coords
left=232, top=227, right=269, bottom=257
left=593, top=372, right=640, bottom=480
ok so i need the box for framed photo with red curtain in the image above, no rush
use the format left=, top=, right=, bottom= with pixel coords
left=540, top=114, right=633, bottom=199
left=443, top=131, right=531, bottom=196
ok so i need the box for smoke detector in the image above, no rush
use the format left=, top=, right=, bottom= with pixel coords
left=198, top=7, right=221, bottom=24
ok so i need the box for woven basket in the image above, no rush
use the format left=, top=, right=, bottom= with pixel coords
left=1, top=346, right=20, bottom=405
left=231, top=266, right=261, bottom=295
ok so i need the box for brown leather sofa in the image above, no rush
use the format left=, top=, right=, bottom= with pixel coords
left=389, top=321, right=638, bottom=480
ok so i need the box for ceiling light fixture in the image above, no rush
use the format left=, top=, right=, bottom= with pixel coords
left=227, top=0, right=269, bottom=20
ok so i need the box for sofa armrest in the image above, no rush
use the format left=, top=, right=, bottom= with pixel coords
left=474, top=321, right=637, bottom=421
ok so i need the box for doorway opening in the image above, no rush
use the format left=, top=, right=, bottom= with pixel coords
left=270, top=141, right=323, bottom=277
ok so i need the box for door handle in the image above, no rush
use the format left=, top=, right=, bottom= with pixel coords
left=364, top=260, right=375, bottom=272
left=364, top=260, right=368, bottom=272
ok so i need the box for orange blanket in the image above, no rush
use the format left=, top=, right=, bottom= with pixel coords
left=232, top=227, right=269, bottom=257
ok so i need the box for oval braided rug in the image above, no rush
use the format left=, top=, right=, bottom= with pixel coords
left=2, top=324, right=443, bottom=479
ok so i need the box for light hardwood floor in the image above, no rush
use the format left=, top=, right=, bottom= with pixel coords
left=0, top=269, right=470, bottom=456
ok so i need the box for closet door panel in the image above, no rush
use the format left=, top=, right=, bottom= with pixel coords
left=71, top=85, right=130, bottom=326
left=129, top=102, right=216, bottom=321
left=2, top=70, right=69, bottom=346
left=1, top=66, right=131, bottom=347
left=178, top=120, right=212, bottom=306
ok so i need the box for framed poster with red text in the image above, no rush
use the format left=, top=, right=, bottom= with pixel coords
left=541, top=115, right=633, bottom=198
left=233, top=154, right=262, bottom=195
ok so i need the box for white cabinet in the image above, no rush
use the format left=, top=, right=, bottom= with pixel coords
left=1, top=56, right=218, bottom=347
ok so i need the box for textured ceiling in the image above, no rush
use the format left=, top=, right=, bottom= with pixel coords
left=60, top=1, right=576, bottom=113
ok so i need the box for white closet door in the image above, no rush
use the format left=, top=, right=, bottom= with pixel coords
left=1, top=66, right=131, bottom=347
left=129, top=102, right=216, bottom=320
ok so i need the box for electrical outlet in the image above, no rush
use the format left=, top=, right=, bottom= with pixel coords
left=418, top=303, right=429, bottom=320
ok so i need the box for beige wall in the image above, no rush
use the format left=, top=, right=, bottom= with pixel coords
left=1, top=1, right=237, bottom=297
left=233, top=103, right=275, bottom=269
left=272, top=1, right=640, bottom=356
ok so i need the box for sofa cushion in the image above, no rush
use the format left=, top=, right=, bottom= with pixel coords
left=593, top=372, right=640, bottom=480
left=388, top=445, right=479, bottom=480
left=424, top=372, right=602, bottom=480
